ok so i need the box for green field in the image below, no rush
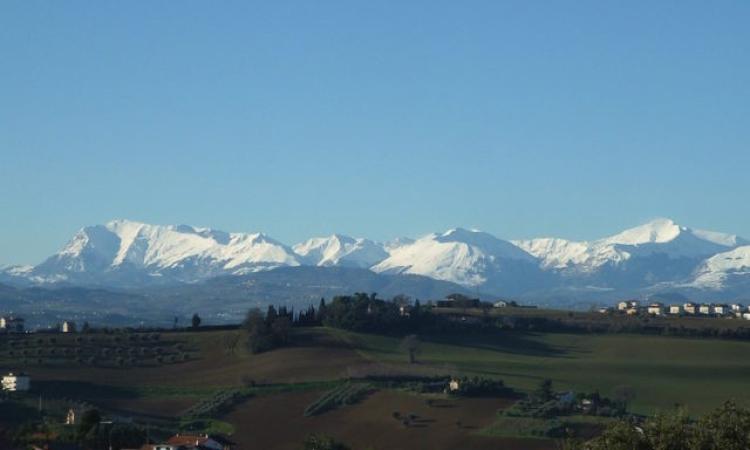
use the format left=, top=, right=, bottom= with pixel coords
left=3, top=326, right=750, bottom=448
left=3, top=327, right=750, bottom=416
left=335, top=328, right=750, bottom=415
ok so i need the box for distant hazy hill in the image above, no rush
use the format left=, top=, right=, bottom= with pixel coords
left=144, top=265, right=480, bottom=319
left=0, top=267, right=478, bottom=327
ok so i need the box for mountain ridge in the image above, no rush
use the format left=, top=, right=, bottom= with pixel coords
left=2, top=218, right=749, bottom=302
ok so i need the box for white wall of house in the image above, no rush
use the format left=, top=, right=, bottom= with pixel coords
left=2, top=373, right=30, bottom=391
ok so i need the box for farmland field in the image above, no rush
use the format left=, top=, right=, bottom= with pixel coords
left=224, top=388, right=543, bottom=450
left=339, top=329, right=750, bottom=415
left=3, top=325, right=750, bottom=448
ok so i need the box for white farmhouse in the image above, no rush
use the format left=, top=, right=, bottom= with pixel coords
left=617, top=300, right=639, bottom=311
left=713, top=304, right=730, bottom=316
left=2, top=372, right=30, bottom=392
left=668, top=304, right=682, bottom=315
left=683, top=303, right=697, bottom=315
left=647, top=303, right=664, bottom=315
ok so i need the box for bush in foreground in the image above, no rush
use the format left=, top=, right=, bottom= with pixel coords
left=567, top=401, right=750, bottom=450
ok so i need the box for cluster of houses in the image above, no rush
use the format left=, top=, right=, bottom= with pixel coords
left=125, top=433, right=235, bottom=450
left=611, top=300, right=750, bottom=319
left=0, top=315, right=81, bottom=334
left=28, top=433, right=236, bottom=450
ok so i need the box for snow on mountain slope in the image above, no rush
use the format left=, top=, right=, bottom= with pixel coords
left=512, top=238, right=590, bottom=270
left=7, top=217, right=750, bottom=298
left=372, top=228, right=537, bottom=287
left=514, top=219, right=746, bottom=274
left=0, top=265, right=33, bottom=276
left=385, top=237, right=415, bottom=252
left=293, top=234, right=389, bottom=268
left=687, top=246, right=750, bottom=289
left=31, top=220, right=300, bottom=284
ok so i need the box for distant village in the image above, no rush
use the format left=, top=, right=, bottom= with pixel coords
left=602, top=300, right=750, bottom=319
left=0, top=315, right=82, bottom=335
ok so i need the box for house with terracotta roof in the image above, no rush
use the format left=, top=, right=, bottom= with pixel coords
left=164, top=434, right=235, bottom=450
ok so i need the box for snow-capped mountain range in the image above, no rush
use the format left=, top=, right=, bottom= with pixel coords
left=294, top=235, right=388, bottom=269
left=3, top=218, right=750, bottom=300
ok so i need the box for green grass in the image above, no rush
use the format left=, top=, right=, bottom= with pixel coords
left=7, top=326, right=750, bottom=420
left=341, top=329, right=750, bottom=415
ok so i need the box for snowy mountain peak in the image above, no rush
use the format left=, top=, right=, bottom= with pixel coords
left=30, top=220, right=300, bottom=285
left=293, top=234, right=388, bottom=268
left=602, top=218, right=682, bottom=246
left=438, top=227, right=496, bottom=243
left=688, top=245, right=750, bottom=290
left=515, top=219, right=747, bottom=276
left=4, top=218, right=750, bottom=301
left=434, top=227, right=535, bottom=261
left=372, top=228, right=537, bottom=288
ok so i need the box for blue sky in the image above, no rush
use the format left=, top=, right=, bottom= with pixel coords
left=1, top=1, right=749, bottom=265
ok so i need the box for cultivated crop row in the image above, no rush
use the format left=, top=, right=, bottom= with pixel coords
left=303, top=382, right=372, bottom=417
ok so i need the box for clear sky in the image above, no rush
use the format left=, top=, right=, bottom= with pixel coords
left=1, top=1, right=749, bottom=265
